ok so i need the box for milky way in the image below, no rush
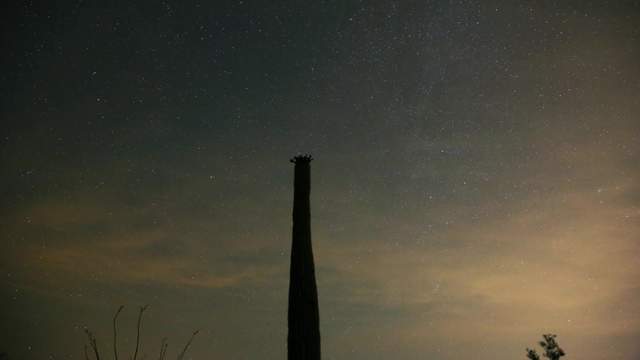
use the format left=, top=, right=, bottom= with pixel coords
left=1, top=1, right=639, bottom=359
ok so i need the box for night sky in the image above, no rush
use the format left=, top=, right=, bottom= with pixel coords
left=2, top=1, right=639, bottom=359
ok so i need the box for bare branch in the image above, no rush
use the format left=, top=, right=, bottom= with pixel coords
left=158, top=338, right=168, bottom=360
left=132, top=305, right=149, bottom=360
left=113, top=305, right=124, bottom=360
left=84, top=328, right=101, bottom=360
left=176, top=330, right=199, bottom=360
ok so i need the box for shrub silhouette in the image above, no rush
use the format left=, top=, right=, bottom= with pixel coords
left=526, top=347, right=541, bottom=360
left=83, top=305, right=198, bottom=360
left=527, top=334, right=565, bottom=360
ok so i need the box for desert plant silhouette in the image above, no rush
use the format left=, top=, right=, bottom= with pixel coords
left=288, top=154, right=320, bottom=360
left=83, top=305, right=198, bottom=360
left=526, top=334, right=565, bottom=360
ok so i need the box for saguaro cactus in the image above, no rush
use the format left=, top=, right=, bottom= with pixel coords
left=287, top=154, right=320, bottom=360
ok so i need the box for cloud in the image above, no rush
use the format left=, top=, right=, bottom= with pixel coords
left=3, top=189, right=285, bottom=292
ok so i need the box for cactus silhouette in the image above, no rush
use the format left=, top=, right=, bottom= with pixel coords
left=287, top=155, right=321, bottom=360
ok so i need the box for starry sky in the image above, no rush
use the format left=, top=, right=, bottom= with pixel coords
left=1, top=1, right=639, bottom=359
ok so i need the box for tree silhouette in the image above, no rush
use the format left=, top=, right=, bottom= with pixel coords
left=527, top=334, right=565, bottom=360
